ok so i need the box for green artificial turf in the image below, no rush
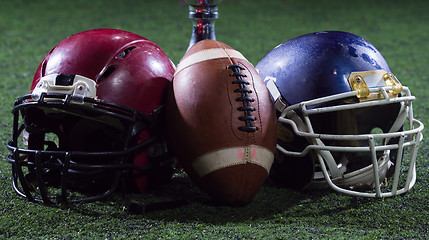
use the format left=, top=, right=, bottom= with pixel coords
left=1, top=0, right=428, bottom=239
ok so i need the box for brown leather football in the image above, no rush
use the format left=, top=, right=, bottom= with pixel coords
left=166, top=40, right=277, bottom=206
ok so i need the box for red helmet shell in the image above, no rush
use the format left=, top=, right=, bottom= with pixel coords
left=32, top=28, right=175, bottom=115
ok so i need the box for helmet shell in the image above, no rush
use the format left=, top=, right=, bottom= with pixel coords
left=256, top=31, right=391, bottom=106
left=33, top=28, right=175, bottom=116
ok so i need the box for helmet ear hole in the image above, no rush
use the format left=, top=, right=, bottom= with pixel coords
left=116, top=47, right=135, bottom=58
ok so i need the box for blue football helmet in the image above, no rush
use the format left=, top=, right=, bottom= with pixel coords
left=256, top=31, right=424, bottom=197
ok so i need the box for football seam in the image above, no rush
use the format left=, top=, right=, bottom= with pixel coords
left=226, top=63, right=258, bottom=133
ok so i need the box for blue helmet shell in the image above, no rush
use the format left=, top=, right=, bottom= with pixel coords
left=256, top=31, right=391, bottom=106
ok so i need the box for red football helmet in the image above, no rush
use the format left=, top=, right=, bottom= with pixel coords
left=6, top=29, right=176, bottom=203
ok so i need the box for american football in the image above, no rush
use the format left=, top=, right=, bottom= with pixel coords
left=166, top=39, right=277, bottom=206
